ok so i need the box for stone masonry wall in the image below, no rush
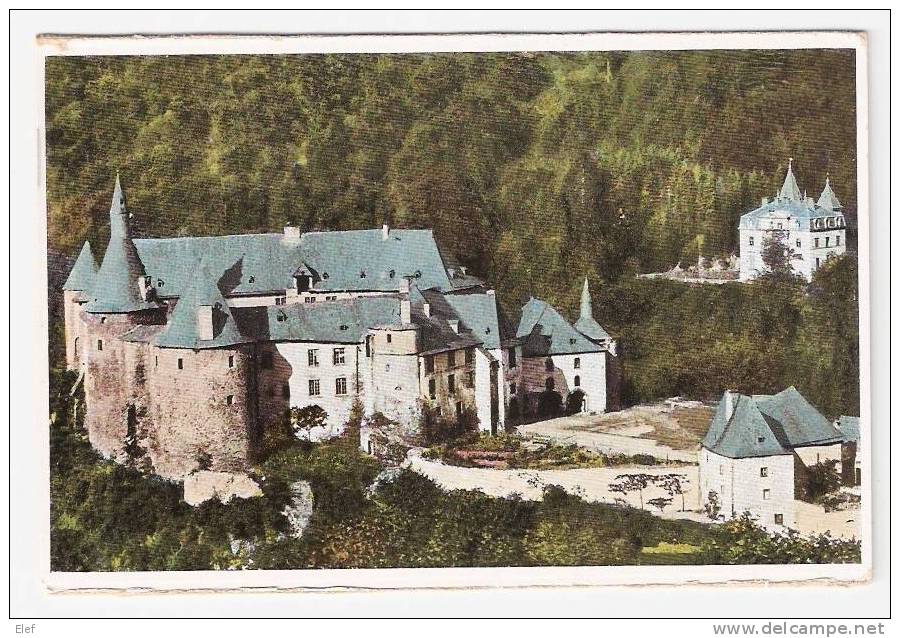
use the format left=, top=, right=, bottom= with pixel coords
left=146, top=345, right=254, bottom=479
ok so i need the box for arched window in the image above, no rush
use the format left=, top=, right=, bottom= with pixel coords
left=574, top=375, right=581, bottom=387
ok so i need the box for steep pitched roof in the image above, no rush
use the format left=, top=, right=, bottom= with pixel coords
left=426, top=289, right=513, bottom=350
left=753, top=386, right=843, bottom=448
left=298, top=229, right=453, bottom=293
left=817, top=176, right=843, bottom=211
left=703, top=387, right=843, bottom=459
left=63, top=241, right=99, bottom=296
left=702, top=393, right=792, bottom=459
left=779, top=159, right=802, bottom=201
left=154, top=259, right=251, bottom=349
left=574, top=278, right=612, bottom=342
left=84, top=176, right=162, bottom=314
left=516, top=297, right=604, bottom=356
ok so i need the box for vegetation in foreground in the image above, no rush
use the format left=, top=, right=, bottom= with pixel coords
left=50, top=370, right=860, bottom=572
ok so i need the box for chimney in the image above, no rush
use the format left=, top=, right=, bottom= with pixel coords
left=761, top=197, right=769, bottom=206
left=448, top=319, right=459, bottom=334
left=382, top=223, right=389, bottom=240
left=400, top=299, right=411, bottom=324
left=423, top=302, right=431, bottom=317
left=283, top=225, right=301, bottom=238
left=486, top=289, right=495, bottom=296
left=197, top=305, right=214, bottom=341
left=724, top=390, right=734, bottom=421
left=458, top=265, right=467, bottom=275
left=399, top=277, right=410, bottom=294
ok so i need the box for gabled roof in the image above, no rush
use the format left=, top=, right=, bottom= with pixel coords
left=154, top=259, right=251, bottom=349
left=424, top=288, right=513, bottom=350
left=84, top=176, right=162, bottom=314
left=753, top=386, right=844, bottom=448
left=703, top=387, right=843, bottom=459
left=817, top=176, right=843, bottom=211
left=516, top=297, right=604, bottom=357
left=63, top=241, right=99, bottom=295
left=702, top=393, right=792, bottom=459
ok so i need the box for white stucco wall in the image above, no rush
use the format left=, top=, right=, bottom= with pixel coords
left=521, top=352, right=606, bottom=414
left=699, top=448, right=796, bottom=530
left=275, top=341, right=362, bottom=439
left=739, top=225, right=846, bottom=281
left=474, top=348, right=494, bottom=433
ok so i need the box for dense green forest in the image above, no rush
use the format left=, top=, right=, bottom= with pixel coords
left=45, top=51, right=860, bottom=416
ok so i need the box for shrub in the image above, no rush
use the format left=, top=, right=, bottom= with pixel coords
left=803, top=460, right=842, bottom=502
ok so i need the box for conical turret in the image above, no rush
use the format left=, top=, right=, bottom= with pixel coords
left=63, top=241, right=99, bottom=299
left=816, top=175, right=843, bottom=211
left=778, top=158, right=802, bottom=201
left=84, top=175, right=160, bottom=314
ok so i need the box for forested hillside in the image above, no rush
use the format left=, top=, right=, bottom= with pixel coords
left=46, top=50, right=856, bottom=297
left=45, top=50, right=860, bottom=416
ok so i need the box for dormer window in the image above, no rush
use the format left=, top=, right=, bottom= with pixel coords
left=322, top=272, right=329, bottom=279
left=360, top=270, right=367, bottom=278
left=157, top=279, right=165, bottom=288
left=248, top=276, right=256, bottom=283
left=389, top=269, right=395, bottom=279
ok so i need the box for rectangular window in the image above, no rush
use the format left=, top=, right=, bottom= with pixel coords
left=836, top=235, right=841, bottom=246
left=155, top=356, right=158, bottom=368
left=448, top=350, right=456, bottom=367
left=308, top=349, right=319, bottom=367
left=796, top=239, right=801, bottom=248
left=456, top=401, right=463, bottom=416
left=428, top=378, right=436, bottom=400
left=448, top=374, right=456, bottom=395
left=815, top=257, right=821, bottom=269
left=308, top=379, right=321, bottom=396
left=226, top=395, right=234, bottom=406
left=774, top=513, right=784, bottom=525
left=304, top=296, right=316, bottom=304
left=510, top=383, right=517, bottom=395
left=777, top=223, right=783, bottom=230
left=261, top=352, right=273, bottom=369
left=275, top=296, right=286, bottom=306
left=228, top=355, right=234, bottom=368
left=762, top=489, right=771, bottom=500
left=97, top=339, right=103, bottom=351
left=424, top=354, right=434, bottom=374
left=749, top=236, right=754, bottom=246
left=508, top=347, right=517, bottom=368
left=465, top=348, right=474, bottom=365
left=574, top=357, right=581, bottom=369
left=466, top=370, right=475, bottom=387
left=365, top=336, right=371, bottom=358
left=825, top=236, right=830, bottom=247
left=281, top=384, right=290, bottom=400
left=814, top=237, right=820, bottom=248
left=760, top=467, right=768, bottom=478
left=333, top=347, right=346, bottom=365
left=326, top=295, right=337, bottom=301
left=335, top=377, right=348, bottom=396
left=386, top=333, right=392, bottom=344
left=177, top=358, right=183, bottom=370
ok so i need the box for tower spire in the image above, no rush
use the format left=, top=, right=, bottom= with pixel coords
left=778, top=157, right=802, bottom=201
left=580, top=277, right=593, bottom=321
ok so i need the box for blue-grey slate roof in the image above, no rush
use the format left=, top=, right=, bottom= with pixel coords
left=84, top=177, right=162, bottom=314
left=63, top=241, right=99, bottom=296
left=817, top=177, right=843, bottom=211
left=517, top=297, right=605, bottom=357
left=703, top=387, right=843, bottom=459
left=753, top=386, right=844, bottom=448
left=154, top=259, right=252, bottom=349
left=702, top=393, right=792, bottom=459
left=835, top=415, right=860, bottom=443
left=428, top=289, right=511, bottom=350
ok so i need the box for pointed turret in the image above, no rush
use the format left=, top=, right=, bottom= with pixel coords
left=817, top=175, right=843, bottom=211
left=778, top=158, right=802, bottom=201
left=84, top=175, right=160, bottom=314
left=63, top=241, right=99, bottom=299
left=574, top=277, right=612, bottom=343
left=154, top=257, right=249, bottom=349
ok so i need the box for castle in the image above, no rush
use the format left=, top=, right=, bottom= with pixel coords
left=738, top=160, right=847, bottom=281
left=62, top=177, right=616, bottom=480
